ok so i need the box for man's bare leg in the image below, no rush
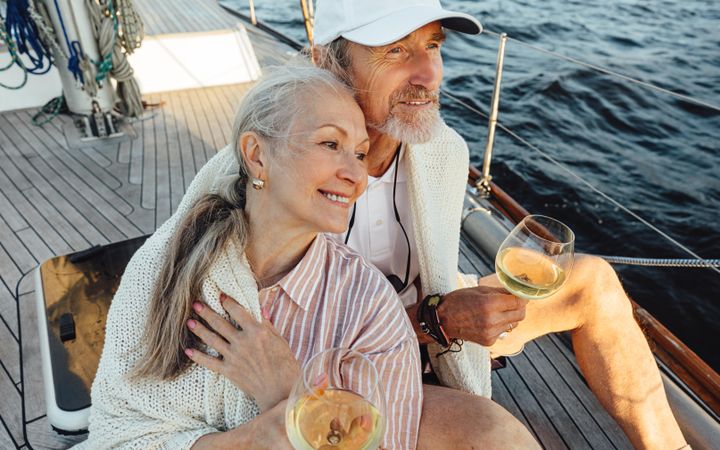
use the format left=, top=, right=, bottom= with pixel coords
left=486, top=255, right=686, bottom=450
left=418, top=384, right=540, bottom=450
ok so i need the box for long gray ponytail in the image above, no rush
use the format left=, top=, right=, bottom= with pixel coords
left=134, top=64, right=353, bottom=380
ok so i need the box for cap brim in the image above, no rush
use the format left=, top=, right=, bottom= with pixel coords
left=341, top=6, right=482, bottom=47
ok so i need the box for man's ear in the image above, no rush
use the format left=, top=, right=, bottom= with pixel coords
left=238, top=131, right=267, bottom=178
left=310, top=46, right=323, bottom=66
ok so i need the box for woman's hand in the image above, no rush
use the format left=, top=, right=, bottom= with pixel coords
left=192, top=400, right=294, bottom=450
left=185, top=293, right=301, bottom=412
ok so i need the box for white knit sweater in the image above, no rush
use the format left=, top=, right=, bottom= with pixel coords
left=404, top=122, right=492, bottom=398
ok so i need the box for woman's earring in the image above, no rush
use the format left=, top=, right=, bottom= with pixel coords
left=251, top=178, right=265, bottom=190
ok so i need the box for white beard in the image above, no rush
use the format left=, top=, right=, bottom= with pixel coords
left=371, top=106, right=442, bottom=144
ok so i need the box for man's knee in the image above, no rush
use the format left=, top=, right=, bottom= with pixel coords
left=418, top=385, right=540, bottom=450
left=572, top=255, right=633, bottom=320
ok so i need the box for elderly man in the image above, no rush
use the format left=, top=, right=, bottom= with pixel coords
left=312, top=1, right=688, bottom=449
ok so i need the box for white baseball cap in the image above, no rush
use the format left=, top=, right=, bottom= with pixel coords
left=314, top=0, right=482, bottom=47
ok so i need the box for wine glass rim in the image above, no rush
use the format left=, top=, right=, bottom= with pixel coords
left=302, top=347, right=380, bottom=401
left=520, top=214, right=575, bottom=244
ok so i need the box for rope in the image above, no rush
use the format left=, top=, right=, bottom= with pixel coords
left=51, top=0, right=85, bottom=82
left=114, top=0, right=143, bottom=54
left=599, top=256, right=720, bottom=268
left=31, top=95, right=67, bottom=125
left=0, top=16, right=29, bottom=89
left=482, top=29, right=720, bottom=114
left=27, top=0, right=68, bottom=60
left=4, top=0, right=54, bottom=74
left=441, top=93, right=720, bottom=276
left=85, top=0, right=143, bottom=117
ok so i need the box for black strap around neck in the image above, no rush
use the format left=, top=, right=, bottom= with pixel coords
left=345, top=144, right=410, bottom=294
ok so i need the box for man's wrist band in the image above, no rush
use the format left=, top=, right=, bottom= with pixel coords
left=417, top=294, right=451, bottom=347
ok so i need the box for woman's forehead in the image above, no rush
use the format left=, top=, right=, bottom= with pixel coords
left=290, top=91, right=364, bottom=132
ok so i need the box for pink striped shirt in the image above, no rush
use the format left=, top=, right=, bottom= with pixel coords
left=259, top=234, right=422, bottom=450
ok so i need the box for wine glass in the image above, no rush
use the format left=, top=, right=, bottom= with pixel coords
left=285, top=348, right=386, bottom=450
left=495, top=215, right=575, bottom=300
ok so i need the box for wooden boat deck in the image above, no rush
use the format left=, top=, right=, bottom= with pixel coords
left=0, top=0, right=631, bottom=448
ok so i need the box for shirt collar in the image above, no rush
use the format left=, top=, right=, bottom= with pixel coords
left=268, top=234, right=328, bottom=311
left=370, top=144, right=407, bottom=185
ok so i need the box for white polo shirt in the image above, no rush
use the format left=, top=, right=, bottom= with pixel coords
left=330, top=147, right=420, bottom=307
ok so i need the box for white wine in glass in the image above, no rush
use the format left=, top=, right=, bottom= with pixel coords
left=495, top=215, right=575, bottom=300
left=286, top=348, right=386, bottom=450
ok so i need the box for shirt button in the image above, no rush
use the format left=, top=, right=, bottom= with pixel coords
left=270, top=286, right=279, bottom=293
left=375, top=219, right=383, bottom=226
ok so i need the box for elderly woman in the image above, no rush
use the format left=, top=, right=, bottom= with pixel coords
left=78, top=66, right=422, bottom=449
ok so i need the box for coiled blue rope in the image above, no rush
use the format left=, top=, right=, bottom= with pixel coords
left=51, top=0, right=84, bottom=82
left=0, top=16, right=29, bottom=89
left=4, top=0, right=53, bottom=75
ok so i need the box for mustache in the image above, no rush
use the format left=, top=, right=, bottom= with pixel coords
left=391, top=86, right=440, bottom=105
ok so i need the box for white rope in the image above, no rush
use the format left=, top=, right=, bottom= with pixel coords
left=441, top=93, right=720, bottom=275
left=481, top=29, right=720, bottom=114
left=85, top=0, right=143, bottom=117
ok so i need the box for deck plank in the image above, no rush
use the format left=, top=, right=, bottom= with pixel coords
left=522, top=339, right=615, bottom=449
left=491, top=371, right=537, bottom=439
left=140, top=98, right=157, bottom=211
left=16, top=228, right=55, bottom=266
left=205, top=86, right=234, bottom=145
left=179, top=89, right=211, bottom=174
left=0, top=282, right=19, bottom=338
left=0, top=316, right=20, bottom=385
left=167, top=91, right=200, bottom=192
left=152, top=94, right=172, bottom=227
left=0, top=360, right=23, bottom=446
left=0, top=216, right=38, bottom=275
left=0, top=129, right=33, bottom=191
left=542, top=334, right=633, bottom=448
left=128, top=119, right=145, bottom=186
left=0, top=190, right=28, bottom=232
left=496, top=356, right=570, bottom=449
left=0, top=424, right=16, bottom=450
left=161, top=98, right=187, bottom=215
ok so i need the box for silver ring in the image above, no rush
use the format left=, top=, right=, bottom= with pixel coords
left=508, top=322, right=515, bottom=332
left=498, top=331, right=509, bottom=340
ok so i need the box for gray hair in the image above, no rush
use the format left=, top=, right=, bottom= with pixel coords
left=134, top=64, right=353, bottom=380
left=313, top=38, right=354, bottom=86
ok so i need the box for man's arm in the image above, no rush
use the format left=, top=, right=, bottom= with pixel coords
left=405, top=285, right=528, bottom=347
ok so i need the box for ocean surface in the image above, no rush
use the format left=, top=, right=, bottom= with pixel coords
left=228, top=0, right=720, bottom=371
